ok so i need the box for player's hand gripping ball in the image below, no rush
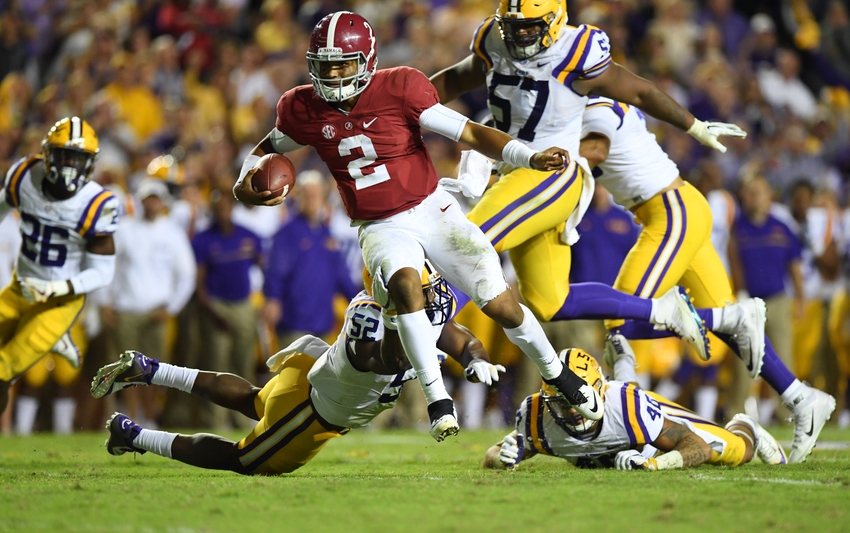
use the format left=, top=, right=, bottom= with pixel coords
left=252, top=153, right=296, bottom=199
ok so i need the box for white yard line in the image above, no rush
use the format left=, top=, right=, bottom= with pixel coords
left=691, top=473, right=841, bottom=486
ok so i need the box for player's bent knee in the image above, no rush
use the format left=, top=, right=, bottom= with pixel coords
left=480, top=291, right=524, bottom=328
left=388, top=268, right=426, bottom=312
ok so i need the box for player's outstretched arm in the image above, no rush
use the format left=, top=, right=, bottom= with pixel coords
left=430, top=54, right=487, bottom=104
left=437, top=320, right=505, bottom=385
left=483, top=431, right=536, bottom=469
left=573, top=64, right=746, bottom=153
left=650, top=418, right=712, bottom=468
left=458, top=121, right=569, bottom=171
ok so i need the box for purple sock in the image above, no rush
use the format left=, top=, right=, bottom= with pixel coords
left=714, top=332, right=795, bottom=394
left=552, top=283, right=653, bottom=321
left=758, top=336, right=796, bottom=394
left=614, top=308, right=714, bottom=340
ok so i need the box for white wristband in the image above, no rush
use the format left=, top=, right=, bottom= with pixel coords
left=654, top=450, right=684, bottom=470
left=501, top=140, right=536, bottom=169
left=236, top=155, right=261, bottom=194
left=381, top=309, right=398, bottom=331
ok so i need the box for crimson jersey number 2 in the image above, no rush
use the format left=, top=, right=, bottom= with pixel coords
left=338, top=134, right=391, bottom=190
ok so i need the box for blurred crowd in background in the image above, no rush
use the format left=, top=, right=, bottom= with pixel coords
left=1, top=0, right=850, bottom=435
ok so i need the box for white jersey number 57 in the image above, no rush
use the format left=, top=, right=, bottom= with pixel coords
left=338, top=134, right=391, bottom=190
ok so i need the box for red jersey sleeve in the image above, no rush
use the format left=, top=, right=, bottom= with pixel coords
left=275, top=88, right=306, bottom=144
left=399, top=67, right=440, bottom=124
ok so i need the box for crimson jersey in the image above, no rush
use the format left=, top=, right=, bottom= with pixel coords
left=276, top=67, right=441, bottom=220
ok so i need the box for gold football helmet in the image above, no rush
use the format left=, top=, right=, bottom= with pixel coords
left=496, top=0, right=568, bottom=60
left=363, top=259, right=456, bottom=326
left=41, top=117, right=99, bottom=200
left=541, top=348, right=606, bottom=434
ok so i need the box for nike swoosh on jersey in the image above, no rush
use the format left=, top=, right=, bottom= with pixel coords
left=363, top=117, right=378, bottom=128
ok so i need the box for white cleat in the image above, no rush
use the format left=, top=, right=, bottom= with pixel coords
left=573, top=384, right=603, bottom=421
left=654, top=286, right=709, bottom=361
left=604, top=333, right=635, bottom=369
left=427, top=399, right=460, bottom=442
left=720, top=298, right=766, bottom=378
left=728, top=413, right=787, bottom=465
left=786, top=387, right=836, bottom=464
left=52, top=332, right=81, bottom=368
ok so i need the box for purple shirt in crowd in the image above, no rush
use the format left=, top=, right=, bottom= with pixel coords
left=192, top=224, right=261, bottom=302
left=571, top=205, right=640, bottom=285
left=734, top=213, right=802, bottom=299
left=264, top=213, right=359, bottom=336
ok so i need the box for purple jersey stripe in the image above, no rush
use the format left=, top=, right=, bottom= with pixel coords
left=633, top=387, right=651, bottom=444
left=621, top=384, right=637, bottom=447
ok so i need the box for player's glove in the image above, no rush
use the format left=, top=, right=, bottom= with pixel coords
left=686, top=119, right=747, bottom=154
left=371, top=266, right=394, bottom=311
left=499, top=433, right=525, bottom=469
left=615, top=450, right=658, bottom=471
left=464, top=359, right=506, bottom=385
left=20, top=277, right=70, bottom=303
left=438, top=150, right=492, bottom=198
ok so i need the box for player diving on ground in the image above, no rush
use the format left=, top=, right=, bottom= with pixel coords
left=483, top=335, right=787, bottom=471
left=93, top=263, right=504, bottom=475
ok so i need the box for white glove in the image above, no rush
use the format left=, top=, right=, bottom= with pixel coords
left=499, top=433, right=524, bottom=469
left=20, top=277, right=70, bottom=303
left=371, top=266, right=393, bottom=311
left=615, top=449, right=654, bottom=471
left=465, top=359, right=506, bottom=385
left=438, top=150, right=492, bottom=198
left=686, top=119, right=747, bottom=154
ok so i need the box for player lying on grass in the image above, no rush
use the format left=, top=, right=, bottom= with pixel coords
left=93, top=263, right=504, bottom=475
left=483, top=335, right=787, bottom=470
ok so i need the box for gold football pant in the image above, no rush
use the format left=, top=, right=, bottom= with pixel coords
left=237, top=352, right=346, bottom=475
left=468, top=163, right=583, bottom=320
left=647, top=391, right=748, bottom=466
left=23, top=319, right=88, bottom=387
left=607, top=183, right=734, bottom=341
left=0, top=274, right=85, bottom=382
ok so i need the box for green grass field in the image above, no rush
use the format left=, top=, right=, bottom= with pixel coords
left=1, top=426, right=848, bottom=533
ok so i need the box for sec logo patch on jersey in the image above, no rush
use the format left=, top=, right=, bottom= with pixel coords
left=322, top=125, right=336, bottom=139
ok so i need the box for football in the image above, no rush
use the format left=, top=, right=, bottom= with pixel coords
left=252, top=153, right=296, bottom=199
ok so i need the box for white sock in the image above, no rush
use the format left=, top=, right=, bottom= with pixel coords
left=694, top=386, right=718, bottom=420
left=52, top=398, right=76, bottom=434
left=649, top=299, right=659, bottom=322
left=654, top=378, right=681, bottom=402
left=15, top=396, right=38, bottom=436
left=135, top=428, right=177, bottom=458
left=613, top=352, right=638, bottom=383
left=780, top=379, right=805, bottom=410
left=712, top=308, right=724, bottom=331
left=636, top=372, right=652, bottom=391
left=758, top=398, right=776, bottom=425
left=397, top=310, right=450, bottom=405
left=460, top=379, right=486, bottom=430
left=503, top=304, right=561, bottom=380
left=151, top=363, right=199, bottom=394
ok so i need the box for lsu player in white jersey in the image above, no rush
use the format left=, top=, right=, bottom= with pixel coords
left=579, top=97, right=836, bottom=464
left=431, top=0, right=746, bottom=361
left=92, top=263, right=505, bottom=475
left=484, top=335, right=787, bottom=470
left=0, top=117, right=119, bottom=415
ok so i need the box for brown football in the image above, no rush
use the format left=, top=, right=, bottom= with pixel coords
left=251, top=153, right=296, bottom=199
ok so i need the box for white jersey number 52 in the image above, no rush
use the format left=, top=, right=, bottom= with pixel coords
left=338, top=134, right=391, bottom=190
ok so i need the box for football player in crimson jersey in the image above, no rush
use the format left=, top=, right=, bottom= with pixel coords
left=430, top=0, right=746, bottom=360
left=233, top=11, right=603, bottom=442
